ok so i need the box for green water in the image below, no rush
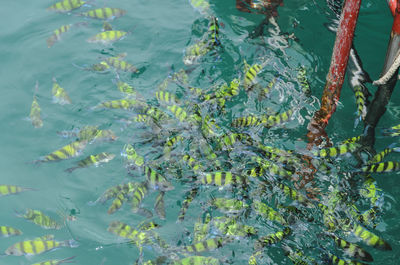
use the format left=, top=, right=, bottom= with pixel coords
left=0, top=0, right=399, bottom=264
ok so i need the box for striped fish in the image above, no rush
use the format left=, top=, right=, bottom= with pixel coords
left=211, top=198, right=249, bottom=214
left=164, top=135, right=184, bottom=155
left=254, top=227, right=291, bottom=250
left=173, top=256, right=220, bottom=265
left=52, top=78, right=71, bottom=105
left=37, top=140, right=87, bottom=163
left=262, top=109, right=294, bottom=128
left=352, top=223, right=392, bottom=250
left=95, top=182, right=136, bottom=205
left=94, top=99, right=147, bottom=111
left=193, top=213, right=211, bottom=243
left=107, top=187, right=134, bottom=214
left=182, top=154, right=203, bottom=172
left=177, top=187, right=198, bottom=222
left=0, top=226, right=22, bottom=237
left=329, top=234, right=373, bottom=262
left=243, top=63, right=262, bottom=90
left=184, top=40, right=212, bottom=65
left=116, top=81, right=136, bottom=96
left=167, top=105, right=188, bottom=122
left=47, top=0, right=85, bottom=12
left=156, top=91, right=179, bottom=105
left=16, top=209, right=61, bottom=229
left=65, top=152, right=115, bottom=172
left=154, top=191, right=166, bottom=220
left=80, top=7, right=126, bottom=20
left=367, top=144, right=400, bottom=164
left=0, top=185, right=33, bottom=197
left=78, top=126, right=117, bottom=142
left=122, top=144, right=144, bottom=167
left=31, top=256, right=75, bottom=265
left=199, top=172, right=246, bottom=187
left=297, top=66, right=311, bottom=96
left=253, top=157, right=293, bottom=177
left=329, top=254, right=368, bottom=265
left=87, top=30, right=127, bottom=44
left=107, top=221, right=152, bottom=246
left=213, top=216, right=257, bottom=237
left=30, top=81, right=43, bottom=128
left=353, top=85, right=369, bottom=123
left=361, top=161, right=400, bottom=173
left=47, top=24, right=71, bottom=48
left=131, top=182, right=149, bottom=213
left=144, top=166, right=174, bottom=191
left=231, top=115, right=264, bottom=127
left=183, top=237, right=224, bottom=253
left=252, top=200, right=287, bottom=225
left=5, top=235, right=78, bottom=256
left=104, top=57, right=139, bottom=73
left=313, top=142, right=359, bottom=158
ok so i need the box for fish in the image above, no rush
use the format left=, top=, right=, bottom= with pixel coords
left=93, top=99, right=148, bottom=111
left=47, top=0, right=85, bottom=12
left=5, top=235, right=78, bottom=256
left=184, top=40, right=213, bottom=65
left=353, top=85, right=369, bottom=125
left=79, top=7, right=126, bottom=20
left=107, top=221, right=151, bottom=246
left=104, top=57, right=139, bottom=73
left=131, top=182, right=149, bottom=213
left=199, top=172, right=246, bottom=187
left=182, top=154, right=203, bottom=172
left=243, top=63, right=262, bottom=90
left=189, top=0, right=210, bottom=15
left=351, top=223, right=392, bottom=250
left=108, top=188, right=132, bottom=214
left=297, top=66, right=311, bottom=96
left=154, top=191, right=166, bottom=220
left=328, top=253, right=369, bottom=265
left=167, top=105, right=189, bottom=122
left=164, top=135, right=184, bottom=155
left=29, top=81, right=43, bottom=128
left=258, top=77, right=277, bottom=99
left=36, top=140, right=87, bottom=163
left=231, top=115, right=264, bottom=127
left=0, top=185, right=33, bottom=196
left=95, top=182, right=136, bottom=205
left=144, top=166, right=174, bottom=191
left=262, top=108, right=294, bottom=128
left=16, top=209, right=61, bottom=229
left=183, top=237, right=225, bottom=253
left=47, top=24, right=71, bottom=48
left=0, top=226, right=22, bottom=237
left=313, top=142, right=360, bottom=158
left=173, top=256, right=220, bottom=265
left=207, top=17, right=220, bottom=46
left=252, top=157, right=293, bottom=177
left=122, top=144, right=144, bottom=167
left=52, top=77, right=71, bottom=105
left=328, top=233, right=373, bottom=262
left=77, top=126, right=117, bottom=142
left=115, top=80, right=136, bottom=96
left=87, top=30, right=128, bottom=44
left=31, top=256, right=75, bottom=265
left=156, top=91, right=180, bottom=105
left=102, top=21, right=113, bottom=31
left=65, top=152, right=115, bottom=172
left=211, top=198, right=249, bottom=214
left=212, top=216, right=257, bottom=237
left=360, top=161, right=400, bottom=173
left=252, top=200, right=287, bottom=225
left=177, top=187, right=198, bottom=222
left=193, top=213, right=211, bottom=243
left=254, top=227, right=291, bottom=250
left=382, top=123, right=400, bottom=137
left=366, top=144, right=400, bottom=164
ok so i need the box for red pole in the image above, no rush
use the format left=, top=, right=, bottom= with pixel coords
left=388, top=0, right=397, bottom=16
left=307, top=0, right=362, bottom=148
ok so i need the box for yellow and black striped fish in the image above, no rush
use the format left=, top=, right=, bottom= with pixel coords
left=47, top=0, right=85, bottom=12
left=154, top=191, right=166, bottom=220
left=313, top=142, right=359, bottom=158
left=190, top=0, right=210, bottom=15
left=65, top=152, right=115, bottom=173
left=16, top=209, right=61, bottom=229
left=107, top=221, right=151, bottom=246
left=252, top=200, right=287, bottom=225
left=47, top=24, right=71, bottom=48
left=29, top=81, right=43, bottom=128
left=328, top=233, right=373, bottom=262
left=361, top=161, right=400, bottom=173
left=80, top=7, right=126, bottom=20
left=131, top=182, right=149, bottom=213
left=52, top=77, right=71, bottom=105
left=193, top=213, right=211, bottom=243
left=116, top=81, right=136, bottom=96
left=164, top=135, right=184, bottom=155
left=177, top=187, right=198, bottom=222
left=211, top=198, right=249, bottom=214
left=87, top=30, right=127, bottom=44
left=297, top=66, right=311, bottom=96
left=167, top=105, right=188, bottom=122
left=366, top=144, right=400, bottom=164
left=184, top=40, right=212, bottom=65
left=200, top=172, right=246, bottom=187
left=353, top=85, right=369, bottom=123
left=231, top=115, right=264, bottom=127
left=0, top=226, right=22, bottom=237
left=173, top=256, right=220, bottom=265
left=243, top=63, right=262, bottom=90
left=104, top=57, right=139, bottom=73
left=122, top=144, right=144, bottom=167
left=0, top=185, right=33, bottom=197
left=5, top=235, right=78, bottom=256
left=329, top=253, right=368, bottom=265
left=213, top=216, right=257, bottom=237
left=156, top=91, right=180, bottom=105
left=37, top=140, right=87, bottom=163
left=183, top=237, right=224, bottom=253
left=351, top=223, right=392, bottom=250
left=94, top=99, right=147, bottom=111
left=263, top=109, right=294, bottom=128
left=31, top=256, right=75, bottom=265
left=254, top=227, right=291, bottom=250
left=144, top=166, right=174, bottom=191
left=107, top=188, right=132, bottom=214
left=93, top=182, right=136, bottom=205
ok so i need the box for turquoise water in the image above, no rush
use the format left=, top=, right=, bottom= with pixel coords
left=0, top=0, right=399, bottom=264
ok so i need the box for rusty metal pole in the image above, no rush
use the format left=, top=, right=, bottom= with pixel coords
left=307, top=0, right=362, bottom=148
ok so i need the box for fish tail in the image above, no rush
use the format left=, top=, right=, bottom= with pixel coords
left=65, top=167, right=77, bottom=173
left=64, top=239, right=80, bottom=248
left=14, top=209, right=24, bottom=218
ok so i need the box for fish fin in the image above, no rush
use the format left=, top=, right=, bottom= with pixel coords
left=64, top=239, right=79, bottom=248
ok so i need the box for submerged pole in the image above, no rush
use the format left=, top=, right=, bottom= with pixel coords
left=307, top=0, right=362, bottom=148
left=363, top=0, right=400, bottom=148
